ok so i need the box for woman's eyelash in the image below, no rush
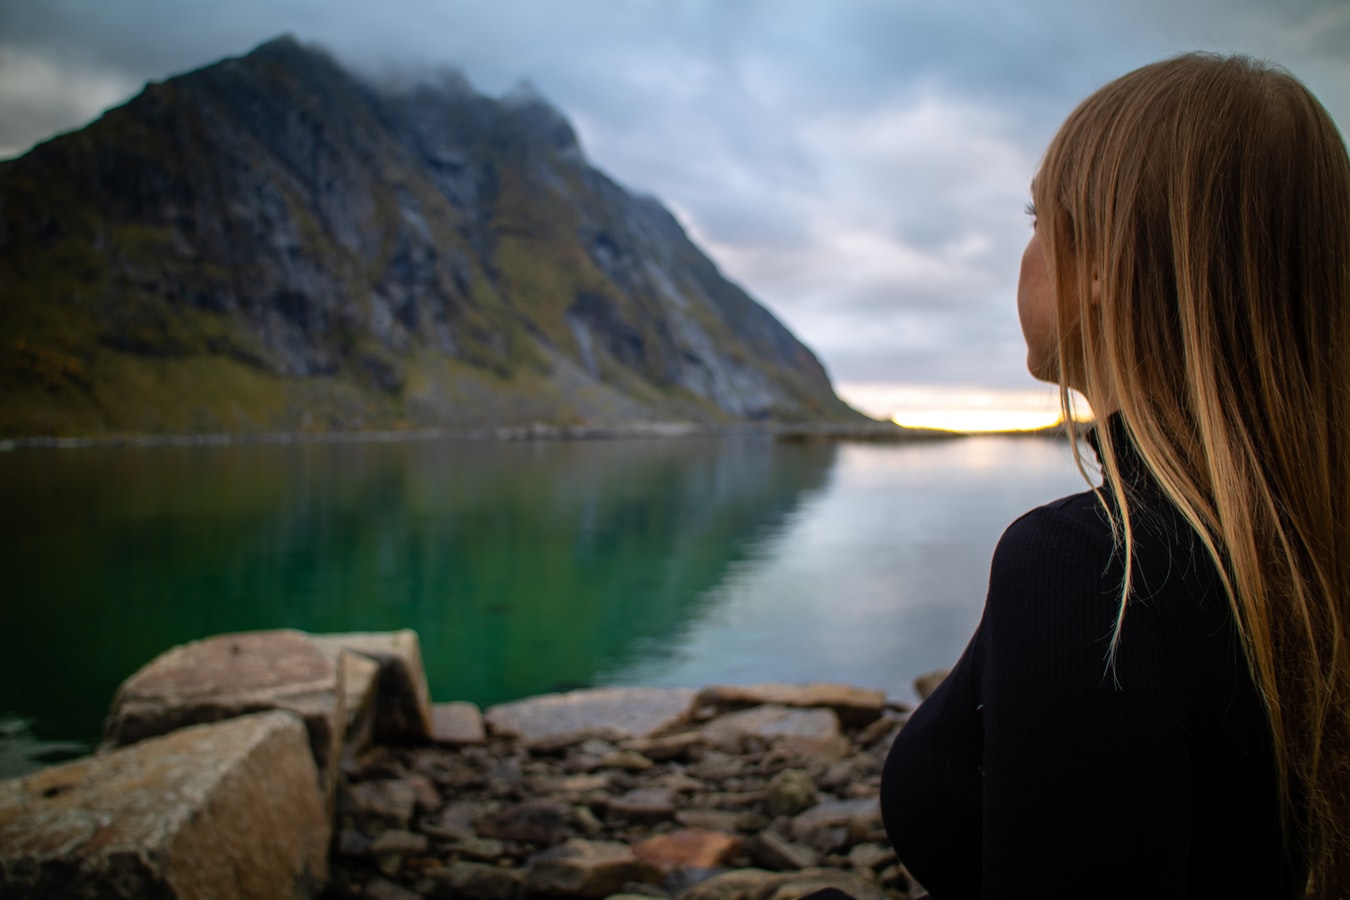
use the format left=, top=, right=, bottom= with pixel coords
left=1024, top=202, right=1038, bottom=218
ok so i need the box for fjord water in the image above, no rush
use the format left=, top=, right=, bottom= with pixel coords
left=0, top=433, right=1087, bottom=768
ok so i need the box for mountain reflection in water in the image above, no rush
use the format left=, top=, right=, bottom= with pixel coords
left=0, top=432, right=1088, bottom=768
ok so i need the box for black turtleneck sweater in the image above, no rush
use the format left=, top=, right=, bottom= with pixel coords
left=879, top=423, right=1296, bottom=898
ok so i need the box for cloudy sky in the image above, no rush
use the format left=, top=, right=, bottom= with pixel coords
left=1, top=1, right=1347, bottom=428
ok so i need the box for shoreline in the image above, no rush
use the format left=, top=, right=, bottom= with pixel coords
left=0, top=419, right=1074, bottom=452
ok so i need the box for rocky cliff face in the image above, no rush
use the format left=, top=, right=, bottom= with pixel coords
left=0, top=36, right=862, bottom=436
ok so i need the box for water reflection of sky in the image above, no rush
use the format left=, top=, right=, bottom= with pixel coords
left=601, top=437, right=1090, bottom=701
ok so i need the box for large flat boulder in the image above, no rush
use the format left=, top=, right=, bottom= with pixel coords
left=698, top=705, right=841, bottom=752
left=697, top=683, right=886, bottom=727
left=103, top=629, right=343, bottom=797
left=0, top=711, right=328, bottom=898
left=485, top=687, right=697, bottom=746
left=311, top=630, right=434, bottom=744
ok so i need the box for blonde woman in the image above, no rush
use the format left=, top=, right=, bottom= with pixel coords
left=880, top=55, right=1350, bottom=898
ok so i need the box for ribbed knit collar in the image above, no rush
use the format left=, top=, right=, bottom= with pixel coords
left=1086, top=413, right=1152, bottom=489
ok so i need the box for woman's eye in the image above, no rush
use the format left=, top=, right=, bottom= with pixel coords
left=1024, top=202, right=1038, bottom=225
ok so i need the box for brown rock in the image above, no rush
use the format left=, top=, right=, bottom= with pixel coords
left=427, top=860, right=527, bottom=900
left=599, top=749, right=656, bottom=771
left=676, top=867, right=784, bottom=900
left=0, top=711, right=328, bottom=899
left=370, top=829, right=430, bottom=856
left=344, top=778, right=417, bottom=829
left=479, top=797, right=574, bottom=845
left=747, top=830, right=821, bottom=871
left=485, top=687, right=697, bottom=745
left=764, top=769, right=818, bottom=817
left=607, top=787, right=676, bottom=823
left=847, top=842, right=896, bottom=871
left=632, top=828, right=743, bottom=872
left=913, top=668, right=951, bottom=701
left=697, top=683, right=886, bottom=728
left=406, top=772, right=442, bottom=814
left=675, top=809, right=742, bottom=833
left=699, top=705, right=840, bottom=752
left=620, top=731, right=703, bottom=761
left=332, top=648, right=380, bottom=761
left=524, top=838, right=661, bottom=898
left=762, top=868, right=891, bottom=900
left=365, top=877, right=422, bottom=900
left=103, top=629, right=343, bottom=796
left=447, top=835, right=507, bottom=862
left=791, top=797, right=882, bottom=853
left=431, top=701, right=486, bottom=745
left=312, top=630, right=435, bottom=743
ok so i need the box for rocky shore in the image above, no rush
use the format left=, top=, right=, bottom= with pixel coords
left=0, top=630, right=935, bottom=899
left=326, top=685, right=916, bottom=900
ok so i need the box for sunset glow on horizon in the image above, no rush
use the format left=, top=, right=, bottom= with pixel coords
left=839, top=383, right=1087, bottom=434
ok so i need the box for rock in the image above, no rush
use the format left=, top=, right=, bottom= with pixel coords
left=0, top=711, right=327, bottom=899
left=311, top=630, right=435, bottom=743
left=431, top=701, right=486, bottom=745
left=103, top=629, right=343, bottom=796
left=791, top=798, right=882, bottom=853
left=854, top=714, right=903, bottom=748
left=479, top=797, right=574, bottom=845
left=747, top=830, right=821, bottom=871
left=572, top=804, right=604, bottom=836
left=761, top=868, right=891, bottom=900
left=365, top=877, right=423, bottom=900
left=847, top=842, right=896, bottom=871
left=420, top=799, right=496, bottom=839
left=697, top=684, right=886, bottom=728
left=768, top=734, right=852, bottom=768
left=426, top=860, right=527, bottom=900
left=765, top=769, right=819, bottom=817
left=607, top=787, right=676, bottom=823
left=337, top=827, right=373, bottom=858
left=332, top=648, right=380, bottom=761
left=485, top=687, right=697, bottom=746
left=620, top=731, right=703, bottom=761
left=447, top=835, right=506, bottom=862
left=524, top=838, right=661, bottom=898
left=700, top=705, right=840, bottom=752
left=370, top=828, right=429, bottom=856
left=632, top=828, right=742, bottom=872
left=599, top=749, right=656, bottom=771
left=675, top=809, right=742, bottom=833
left=913, top=668, right=951, bottom=701
left=344, top=778, right=417, bottom=829
left=676, top=868, right=784, bottom=900
left=406, top=772, right=442, bottom=814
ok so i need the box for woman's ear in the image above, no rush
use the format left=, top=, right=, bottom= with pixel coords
left=1090, top=272, right=1102, bottom=304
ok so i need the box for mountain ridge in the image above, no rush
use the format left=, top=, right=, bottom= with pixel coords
left=0, top=35, right=866, bottom=437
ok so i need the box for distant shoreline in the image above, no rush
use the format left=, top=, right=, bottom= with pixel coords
left=0, top=419, right=1074, bottom=452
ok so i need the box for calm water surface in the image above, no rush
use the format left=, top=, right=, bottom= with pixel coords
left=0, top=433, right=1089, bottom=774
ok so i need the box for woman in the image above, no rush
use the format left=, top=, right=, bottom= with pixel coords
left=880, top=55, right=1350, bottom=898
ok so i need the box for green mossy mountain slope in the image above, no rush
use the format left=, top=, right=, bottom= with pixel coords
left=0, top=36, right=865, bottom=437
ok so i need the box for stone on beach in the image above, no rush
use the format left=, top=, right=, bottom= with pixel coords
left=103, top=629, right=344, bottom=795
left=699, top=704, right=841, bottom=751
left=698, top=683, right=886, bottom=727
left=632, top=828, right=744, bottom=872
left=311, top=630, right=435, bottom=744
left=431, top=700, right=486, bottom=745
left=0, top=711, right=328, bottom=899
left=523, top=838, right=661, bottom=898
left=485, top=687, right=698, bottom=745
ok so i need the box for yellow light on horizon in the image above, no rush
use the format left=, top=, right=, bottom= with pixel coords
left=890, top=409, right=1064, bottom=434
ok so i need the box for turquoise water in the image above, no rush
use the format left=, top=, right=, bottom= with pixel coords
left=0, top=433, right=1088, bottom=773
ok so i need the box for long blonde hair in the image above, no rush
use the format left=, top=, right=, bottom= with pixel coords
left=1034, top=54, right=1350, bottom=897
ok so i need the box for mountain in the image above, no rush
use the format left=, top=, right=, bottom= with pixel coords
left=0, top=36, right=864, bottom=437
